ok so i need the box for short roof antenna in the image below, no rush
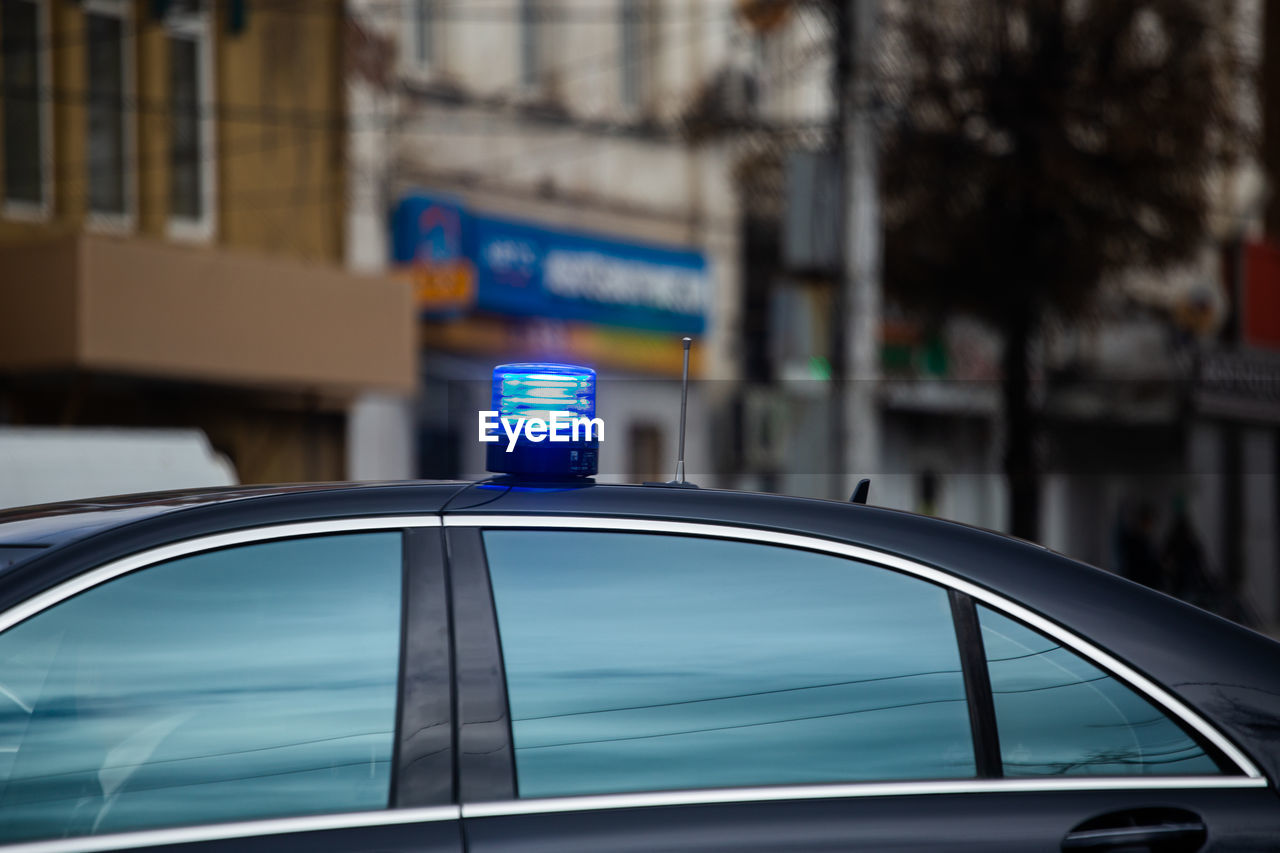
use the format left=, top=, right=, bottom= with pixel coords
left=850, top=478, right=871, bottom=504
left=672, top=336, right=692, bottom=485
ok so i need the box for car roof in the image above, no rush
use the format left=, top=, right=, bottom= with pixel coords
left=0, top=478, right=1055, bottom=607
left=0, top=481, right=459, bottom=548
left=0, top=478, right=1031, bottom=571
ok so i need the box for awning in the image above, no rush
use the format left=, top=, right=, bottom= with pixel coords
left=0, top=233, right=415, bottom=394
left=421, top=314, right=704, bottom=377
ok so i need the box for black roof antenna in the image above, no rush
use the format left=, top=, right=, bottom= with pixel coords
left=645, top=337, right=699, bottom=488
left=667, top=336, right=695, bottom=487
left=850, top=478, right=871, bottom=504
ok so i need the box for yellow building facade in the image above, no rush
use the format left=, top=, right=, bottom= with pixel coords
left=0, top=0, right=413, bottom=484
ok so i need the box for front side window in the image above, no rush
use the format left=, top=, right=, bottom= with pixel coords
left=2, top=0, right=48, bottom=212
left=978, top=605, right=1221, bottom=776
left=86, top=0, right=131, bottom=220
left=484, top=530, right=975, bottom=798
left=167, top=0, right=214, bottom=238
left=0, top=532, right=404, bottom=844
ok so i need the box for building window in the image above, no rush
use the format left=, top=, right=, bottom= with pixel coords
left=408, top=0, right=436, bottom=71
left=85, top=0, right=134, bottom=226
left=620, top=0, right=653, bottom=111
left=167, top=0, right=214, bottom=239
left=520, top=0, right=540, bottom=88
left=2, top=0, right=50, bottom=217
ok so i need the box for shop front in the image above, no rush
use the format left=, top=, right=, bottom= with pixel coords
left=391, top=192, right=713, bottom=482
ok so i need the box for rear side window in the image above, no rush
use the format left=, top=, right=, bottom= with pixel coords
left=0, top=533, right=403, bottom=843
left=977, top=606, right=1220, bottom=776
left=484, top=530, right=975, bottom=798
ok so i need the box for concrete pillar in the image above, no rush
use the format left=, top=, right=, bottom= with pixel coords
left=347, top=392, right=416, bottom=481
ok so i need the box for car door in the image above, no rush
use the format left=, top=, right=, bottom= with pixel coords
left=0, top=520, right=462, bottom=853
left=446, top=516, right=1280, bottom=853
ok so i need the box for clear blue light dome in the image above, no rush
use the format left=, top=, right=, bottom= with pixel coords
left=493, top=363, right=596, bottom=423
left=487, top=363, right=599, bottom=479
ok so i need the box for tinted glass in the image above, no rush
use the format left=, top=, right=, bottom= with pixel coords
left=0, top=533, right=403, bottom=843
left=978, top=605, right=1220, bottom=776
left=485, top=531, right=974, bottom=798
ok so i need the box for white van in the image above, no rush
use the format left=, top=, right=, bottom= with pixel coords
left=0, top=426, right=237, bottom=509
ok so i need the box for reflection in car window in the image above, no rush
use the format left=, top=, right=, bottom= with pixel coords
left=484, top=531, right=975, bottom=798
left=977, top=606, right=1220, bottom=777
left=0, top=533, right=403, bottom=843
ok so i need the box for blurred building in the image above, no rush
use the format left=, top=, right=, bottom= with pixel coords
left=345, top=0, right=746, bottom=483
left=744, top=0, right=1280, bottom=631
left=727, top=2, right=1006, bottom=520
left=0, top=0, right=414, bottom=486
left=1028, top=0, right=1279, bottom=631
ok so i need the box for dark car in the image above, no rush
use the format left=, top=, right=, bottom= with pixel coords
left=0, top=478, right=1279, bottom=853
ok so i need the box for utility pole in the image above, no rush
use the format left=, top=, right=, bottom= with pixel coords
left=842, top=0, right=882, bottom=496
left=829, top=0, right=850, bottom=500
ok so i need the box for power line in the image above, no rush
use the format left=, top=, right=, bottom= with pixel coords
left=1002, top=742, right=1209, bottom=772
left=515, top=674, right=1115, bottom=753
left=21, top=120, right=337, bottom=215
left=4, top=757, right=393, bottom=810
left=0, top=2, right=732, bottom=57
left=357, top=1, right=732, bottom=25
left=438, top=34, right=831, bottom=180
left=0, top=5, right=759, bottom=135
left=0, top=1, right=831, bottom=217
left=0, top=0, right=745, bottom=137
left=515, top=667, right=966, bottom=722
left=3, top=106, right=818, bottom=206
left=1, top=729, right=393, bottom=787
left=992, top=674, right=1109, bottom=695
left=513, top=645, right=1057, bottom=723
left=0, top=0, right=813, bottom=146
left=516, top=693, right=970, bottom=751
left=83, top=13, right=826, bottom=210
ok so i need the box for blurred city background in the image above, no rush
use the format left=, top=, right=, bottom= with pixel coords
left=0, top=0, right=1277, bottom=627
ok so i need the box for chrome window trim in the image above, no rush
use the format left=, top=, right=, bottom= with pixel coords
left=0, top=806, right=460, bottom=853
left=447, top=514, right=1266, bottom=782
left=0, top=516, right=441, bottom=637
left=464, top=776, right=1266, bottom=818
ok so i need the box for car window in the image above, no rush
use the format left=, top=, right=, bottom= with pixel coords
left=0, top=532, right=403, bottom=844
left=977, top=605, right=1221, bottom=776
left=483, top=530, right=975, bottom=798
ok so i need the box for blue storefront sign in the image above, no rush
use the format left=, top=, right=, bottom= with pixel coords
left=392, top=193, right=709, bottom=334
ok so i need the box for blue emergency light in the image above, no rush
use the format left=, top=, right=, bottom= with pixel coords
left=486, top=363, right=599, bottom=478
